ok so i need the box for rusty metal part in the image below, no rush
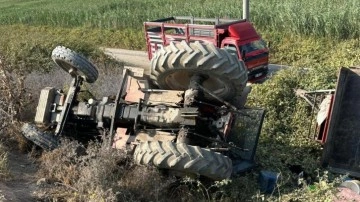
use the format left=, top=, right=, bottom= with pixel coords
left=295, top=88, right=335, bottom=109
left=109, top=68, right=129, bottom=147
left=190, top=132, right=249, bottom=152
left=176, top=127, right=190, bottom=144
left=54, top=77, right=82, bottom=136
left=140, top=106, right=198, bottom=127
left=112, top=128, right=135, bottom=150
left=184, top=74, right=206, bottom=106
left=197, top=84, right=240, bottom=112
left=212, top=112, right=233, bottom=138
left=124, top=76, right=145, bottom=103
left=144, top=90, right=183, bottom=106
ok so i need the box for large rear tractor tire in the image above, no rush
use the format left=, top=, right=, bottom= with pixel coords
left=134, top=141, right=233, bottom=180
left=52, top=46, right=99, bottom=83
left=21, top=123, right=59, bottom=150
left=150, top=41, right=248, bottom=101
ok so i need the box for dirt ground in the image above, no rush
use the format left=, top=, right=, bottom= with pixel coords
left=0, top=151, right=38, bottom=201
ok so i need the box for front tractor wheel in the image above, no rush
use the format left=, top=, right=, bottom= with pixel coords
left=21, top=123, right=59, bottom=150
left=133, top=141, right=233, bottom=180
left=51, top=46, right=99, bottom=83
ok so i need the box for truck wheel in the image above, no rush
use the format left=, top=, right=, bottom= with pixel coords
left=21, top=123, right=59, bottom=150
left=150, top=41, right=248, bottom=101
left=134, top=141, right=233, bottom=180
left=52, top=46, right=98, bottom=83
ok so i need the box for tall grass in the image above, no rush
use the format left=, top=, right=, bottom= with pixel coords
left=1, top=0, right=360, bottom=39
left=0, top=25, right=143, bottom=73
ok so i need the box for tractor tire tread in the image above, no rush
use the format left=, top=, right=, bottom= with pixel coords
left=134, top=141, right=232, bottom=180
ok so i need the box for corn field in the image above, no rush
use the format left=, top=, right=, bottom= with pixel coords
left=0, top=0, right=359, bottom=39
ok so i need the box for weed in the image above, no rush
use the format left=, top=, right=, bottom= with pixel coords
left=266, top=170, right=342, bottom=202
left=0, top=144, right=9, bottom=180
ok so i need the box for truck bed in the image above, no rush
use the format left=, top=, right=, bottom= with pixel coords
left=144, top=16, right=246, bottom=59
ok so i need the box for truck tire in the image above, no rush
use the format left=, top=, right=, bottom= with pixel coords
left=21, top=123, right=59, bottom=150
left=150, top=41, right=248, bottom=101
left=52, top=46, right=98, bottom=83
left=134, top=141, right=233, bottom=180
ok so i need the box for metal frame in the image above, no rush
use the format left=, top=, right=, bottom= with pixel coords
left=108, top=69, right=129, bottom=147
left=54, top=77, right=82, bottom=136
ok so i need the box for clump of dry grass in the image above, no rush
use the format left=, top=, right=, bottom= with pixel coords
left=0, top=55, right=30, bottom=180
left=37, top=138, right=237, bottom=201
left=37, top=139, right=177, bottom=201
left=0, top=55, right=32, bottom=151
left=0, top=144, right=9, bottom=180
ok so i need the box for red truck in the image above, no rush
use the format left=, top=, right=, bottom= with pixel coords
left=144, top=16, right=269, bottom=82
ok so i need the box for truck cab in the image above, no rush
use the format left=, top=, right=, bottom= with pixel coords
left=221, top=21, right=269, bottom=81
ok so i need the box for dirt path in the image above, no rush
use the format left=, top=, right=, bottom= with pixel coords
left=103, top=48, right=151, bottom=75
left=0, top=151, right=38, bottom=201
left=102, top=48, right=287, bottom=76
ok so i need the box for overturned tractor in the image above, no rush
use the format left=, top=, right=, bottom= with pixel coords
left=22, top=43, right=265, bottom=180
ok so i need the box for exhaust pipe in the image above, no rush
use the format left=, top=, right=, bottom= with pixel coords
left=243, top=0, right=250, bottom=21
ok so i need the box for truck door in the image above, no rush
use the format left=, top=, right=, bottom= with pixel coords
left=223, top=44, right=240, bottom=59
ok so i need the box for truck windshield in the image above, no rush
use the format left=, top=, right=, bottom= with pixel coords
left=240, top=39, right=266, bottom=55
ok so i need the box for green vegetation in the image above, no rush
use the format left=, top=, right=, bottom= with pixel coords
left=0, top=0, right=359, bottom=201
left=0, top=25, right=143, bottom=73
left=1, top=0, right=360, bottom=39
